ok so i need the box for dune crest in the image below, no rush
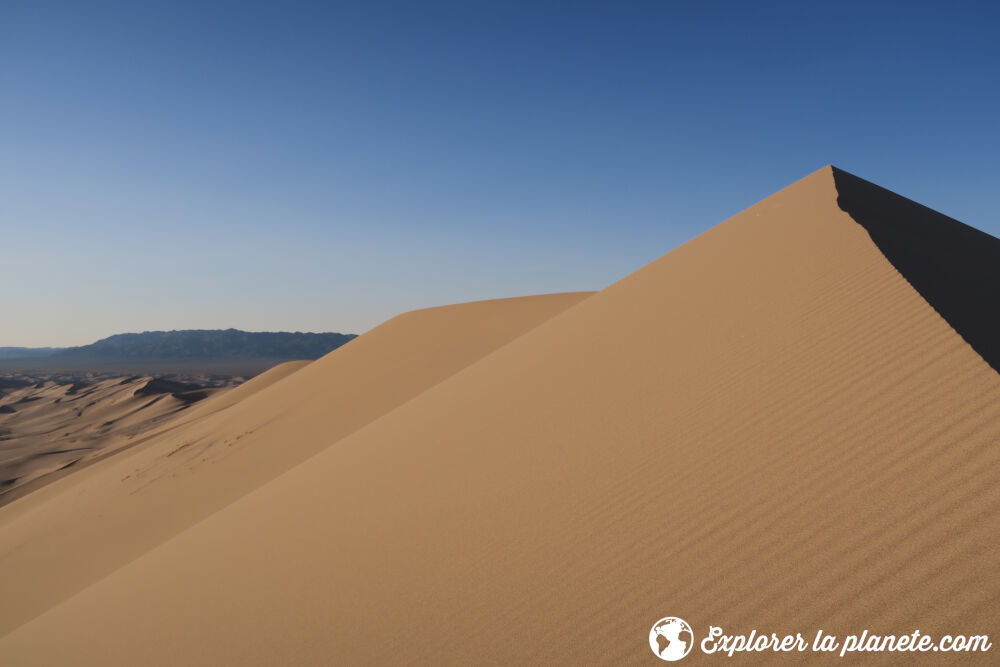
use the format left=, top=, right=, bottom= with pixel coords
left=2, top=168, right=998, bottom=664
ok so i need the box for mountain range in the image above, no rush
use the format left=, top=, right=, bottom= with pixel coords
left=0, top=329, right=356, bottom=369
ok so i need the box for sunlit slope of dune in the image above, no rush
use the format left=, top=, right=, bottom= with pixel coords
left=0, top=292, right=591, bottom=637
left=4, top=166, right=999, bottom=665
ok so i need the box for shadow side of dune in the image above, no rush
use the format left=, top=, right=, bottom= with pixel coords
left=834, top=166, right=1000, bottom=375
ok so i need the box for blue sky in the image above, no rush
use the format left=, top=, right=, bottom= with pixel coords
left=2, top=1, right=998, bottom=346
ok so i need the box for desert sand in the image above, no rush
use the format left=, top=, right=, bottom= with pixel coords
left=1, top=166, right=997, bottom=664
left=0, top=363, right=316, bottom=507
left=0, top=292, right=590, bottom=638
left=0, top=375, right=219, bottom=504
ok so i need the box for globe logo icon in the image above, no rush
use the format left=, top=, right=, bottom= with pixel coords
left=648, top=616, right=693, bottom=661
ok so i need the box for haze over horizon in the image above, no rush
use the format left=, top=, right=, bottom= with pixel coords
left=3, top=0, right=998, bottom=347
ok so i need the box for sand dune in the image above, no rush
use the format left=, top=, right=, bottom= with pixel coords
left=0, top=362, right=316, bottom=507
left=2, top=167, right=999, bottom=664
left=0, top=376, right=217, bottom=504
left=0, top=292, right=590, bottom=638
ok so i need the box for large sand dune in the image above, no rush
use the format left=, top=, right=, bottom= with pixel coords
left=0, top=292, right=590, bottom=638
left=2, top=167, right=997, bottom=664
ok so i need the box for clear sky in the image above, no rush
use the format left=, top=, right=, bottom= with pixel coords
left=2, top=1, right=998, bottom=346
